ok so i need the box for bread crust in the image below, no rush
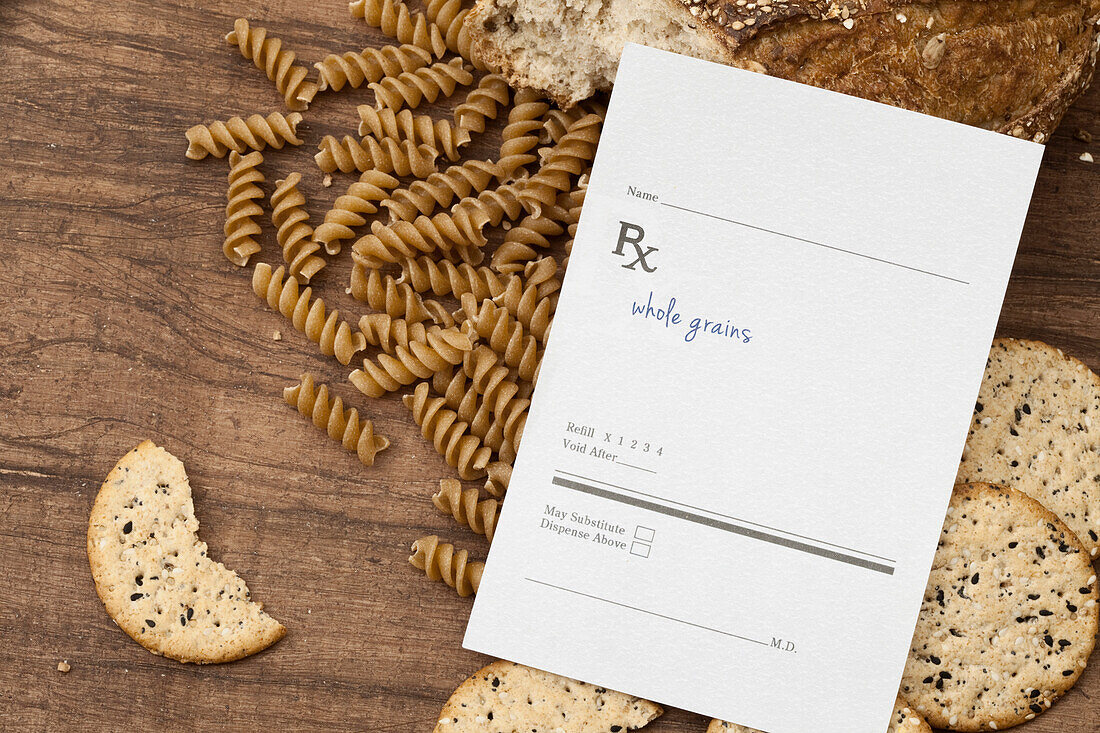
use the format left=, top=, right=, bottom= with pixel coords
left=466, top=0, right=1100, bottom=142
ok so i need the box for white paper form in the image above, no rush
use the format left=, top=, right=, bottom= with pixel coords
left=464, top=44, right=1044, bottom=733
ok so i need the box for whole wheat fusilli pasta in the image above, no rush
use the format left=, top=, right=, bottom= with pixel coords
left=357, top=106, right=470, bottom=161
left=314, top=43, right=432, bottom=92
left=483, top=460, right=512, bottom=498
left=349, top=0, right=447, bottom=59
left=446, top=182, right=529, bottom=247
left=226, top=18, right=318, bottom=111
left=313, top=171, right=400, bottom=255
left=495, top=89, right=549, bottom=182
left=314, top=135, right=440, bottom=176
left=540, top=107, right=583, bottom=146
left=348, top=264, right=431, bottom=322
left=519, top=113, right=602, bottom=216
left=452, top=74, right=510, bottom=134
left=449, top=346, right=529, bottom=461
left=186, top=112, right=303, bottom=160
left=493, top=265, right=558, bottom=343
left=357, top=312, right=432, bottom=354
left=409, top=534, right=483, bottom=596
left=562, top=179, right=588, bottom=269
left=423, top=0, right=471, bottom=58
left=491, top=210, right=570, bottom=275
left=401, top=382, right=491, bottom=479
left=224, top=150, right=265, bottom=267
left=271, top=173, right=325, bottom=282
left=350, top=328, right=473, bottom=398
left=381, top=159, right=501, bottom=222
left=433, top=478, right=499, bottom=542
left=397, top=256, right=507, bottom=301
left=351, top=213, right=489, bottom=266
left=457, top=294, right=540, bottom=383
left=284, top=373, right=390, bottom=466
left=369, top=57, right=473, bottom=112
left=252, top=263, right=367, bottom=365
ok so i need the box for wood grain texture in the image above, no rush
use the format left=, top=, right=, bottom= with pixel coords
left=0, top=0, right=1097, bottom=730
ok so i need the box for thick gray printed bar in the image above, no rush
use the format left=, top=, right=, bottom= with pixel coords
left=551, top=475, right=895, bottom=575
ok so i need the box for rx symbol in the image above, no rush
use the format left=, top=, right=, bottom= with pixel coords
left=613, top=221, right=658, bottom=272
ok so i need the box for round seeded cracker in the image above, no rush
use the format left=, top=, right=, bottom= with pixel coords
left=434, top=659, right=662, bottom=732
left=705, top=694, right=931, bottom=732
left=87, top=441, right=285, bottom=663
left=956, top=338, right=1100, bottom=557
left=900, top=483, right=1098, bottom=730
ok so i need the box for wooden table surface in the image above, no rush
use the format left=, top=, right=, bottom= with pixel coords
left=2, top=1, right=1098, bottom=730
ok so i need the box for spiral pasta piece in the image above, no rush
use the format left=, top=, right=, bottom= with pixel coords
left=492, top=214, right=568, bottom=275
left=357, top=106, right=470, bottom=161
left=284, top=373, right=390, bottom=466
left=540, top=107, right=584, bottom=145
left=452, top=345, right=530, bottom=460
left=441, top=181, right=528, bottom=249
left=409, top=534, right=483, bottom=596
left=520, top=114, right=603, bottom=216
left=315, top=135, right=440, bottom=176
left=522, top=255, right=562, bottom=300
left=563, top=180, right=588, bottom=268
left=433, top=478, right=500, bottom=542
left=452, top=74, right=510, bottom=134
left=271, top=173, right=325, bottom=282
left=483, top=461, right=512, bottom=498
left=493, top=272, right=556, bottom=344
left=496, top=89, right=549, bottom=182
left=357, top=312, right=431, bottom=355
left=398, top=256, right=506, bottom=301
left=433, top=369, right=501, bottom=450
left=381, top=159, right=501, bottom=222
left=401, top=382, right=491, bottom=479
left=314, top=43, right=432, bottom=92
left=252, top=263, right=367, bottom=365
left=347, top=260, right=430, bottom=322
left=223, top=150, right=264, bottom=267
left=185, top=112, right=303, bottom=160
left=312, top=171, right=400, bottom=256
left=423, top=0, right=471, bottom=58
left=349, top=0, right=447, bottom=58
left=350, top=327, right=473, bottom=397
left=458, top=295, right=541, bottom=383
left=225, top=19, right=318, bottom=111
left=369, top=58, right=473, bottom=112
left=457, top=345, right=512, bottom=406
left=353, top=213, right=483, bottom=265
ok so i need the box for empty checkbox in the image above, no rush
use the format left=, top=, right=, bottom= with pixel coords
left=630, top=542, right=651, bottom=558
left=634, top=526, right=655, bottom=542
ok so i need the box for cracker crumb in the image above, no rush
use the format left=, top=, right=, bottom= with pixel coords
left=1080, top=152, right=1094, bottom=163
left=1073, top=129, right=1093, bottom=143
left=272, top=330, right=283, bottom=341
left=322, top=174, right=333, bottom=188
left=896, top=11, right=907, bottom=21
left=57, top=661, right=70, bottom=673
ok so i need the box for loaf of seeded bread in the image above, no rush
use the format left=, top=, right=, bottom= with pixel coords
left=465, top=0, right=1100, bottom=142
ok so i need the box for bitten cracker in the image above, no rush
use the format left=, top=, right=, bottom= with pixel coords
left=706, top=694, right=931, bottom=732
left=900, top=483, right=1098, bottom=731
left=956, top=338, right=1100, bottom=557
left=87, top=441, right=285, bottom=663
left=434, top=659, right=662, bottom=732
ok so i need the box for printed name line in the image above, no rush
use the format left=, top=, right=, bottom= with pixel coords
left=659, top=202, right=970, bottom=286
left=525, top=577, right=771, bottom=647
left=551, top=475, right=895, bottom=575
